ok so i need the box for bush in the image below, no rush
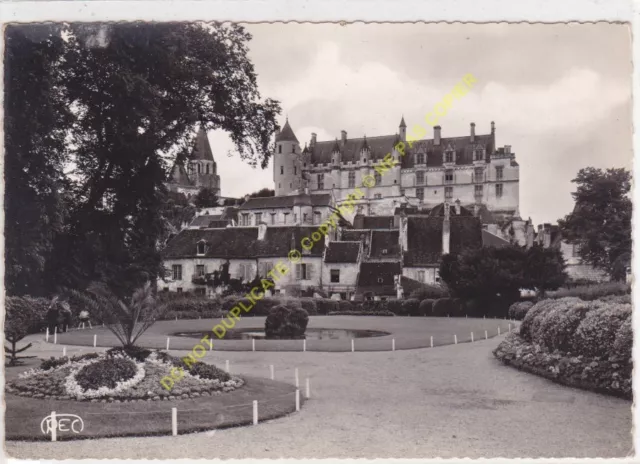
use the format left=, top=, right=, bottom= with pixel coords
left=547, top=282, right=630, bottom=301
left=451, top=298, right=464, bottom=316
left=337, top=300, right=353, bottom=312
left=385, top=299, right=407, bottom=316
left=408, top=284, right=449, bottom=301
left=463, top=299, right=484, bottom=317
left=519, top=297, right=582, bottom=342
left=600, top=294, right=632, bottom=304
left=612, top=317, right=633, bottom=360
left=40, top=352, right=102, bottom=371
left=75, top=357, right=138, bottom=390
left=5, top=296, right=50, bottom=365
left=536, top=300, right=599, bottom=353
left=571, top=303, right=631, bottom=358
left=419, top=299, right=435, bottom=316
left=508, top=301, right=534, bottom=321
left=265, top=305, right=309, bottom=339
left=298, top=298, right=318, bottom=315
left=432, top=298, right=456, bottom=317
left=315, top=298, right=339, bottom=315
left=106, top=346, right=152, bottom=362
left=403, top=299, right=421, bottom=316
left=188, top=361, right=231, bottom=382
left=327, top=310, right=395, bottom=317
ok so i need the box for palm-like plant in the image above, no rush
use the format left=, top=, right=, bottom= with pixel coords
left=70, top=281, right=168, bottom=348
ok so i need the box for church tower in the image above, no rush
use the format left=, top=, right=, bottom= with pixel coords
left=187, top=125, right=221, bottom=195
left=274, top=118, right=302, bottom=196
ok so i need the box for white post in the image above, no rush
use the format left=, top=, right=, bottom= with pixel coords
left=51, top=411, right=57, bottom=442
left=270, top=364, right=274, bottom=380
left=54, top=327, right=57, bottom=345
left=46, top=327, right=49, bottom=342
left=252, top=339, right=255, bottom=352
left=62, top=346, right=66, bottom=357
left=252, top=400, right=258, bottom=425
left=295, top=368, right=299, bottom=388
left=303, top=339, right=306, bottom=352
left=166, top=337, right=170, bottom=351
left=93, top=334, right=97, bottom=348
left=430, top=336, right=433, bottom=348
left=295, top=389, right=300, bottom=412
left=175, top=316, right=178, bottom=322
left=351, top=339, right=354, bottom=352
left=305, top=378, right=310, bottom=398
left=171, top=407, right=177, bottom=436
left=471, top=332, right=474, bottom=342
left=454, top=334, right=458, bottom=344
left=498, top=327, right=501, bottom=336
left=225, top=360, right=230, bottom=373
left=392, top=338, right=396, bottom=351
left=485, top=330, right=488, bottom=340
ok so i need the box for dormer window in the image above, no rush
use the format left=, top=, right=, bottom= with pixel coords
left=445, top=150, right=454, bottom=163
left=416, top=153, right=425, bottom=165
left=197, top=241, right=206, bottom=256
left=474, top=148, right=484, bottom=161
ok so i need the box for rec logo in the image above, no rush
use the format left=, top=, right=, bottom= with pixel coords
left=41, top=412, right=84, bottom=441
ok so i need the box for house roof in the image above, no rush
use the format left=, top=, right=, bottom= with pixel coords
left=353, top=215, right=396, bottom=229
left=324, top=241, right=361, bottom=263
left=357, top=261, right=402, bottom=294
left=275, top=119, right=299, bottom=143
left=163, top=226, right=324, bottom=259
left=238, top=193, right=332, bottom=210
left=192, top=126, right=214, bottom=161
left=340, top=229, right=370, bottom=242
left=190, top=215, right=223, bottom=228
left=403, top=213, right=483, bottom=267
left=368, top=230, right=401, bottom=259
left=481, top=229, right=510, bottom=248
left=309, top=129, right=496, bottom=167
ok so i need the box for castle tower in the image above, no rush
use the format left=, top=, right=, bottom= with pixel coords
left=274, top=118, right=302, bottom=196
left=188, top=125, right=221, bottom=195
left=399, top=115, right=407, bottom=142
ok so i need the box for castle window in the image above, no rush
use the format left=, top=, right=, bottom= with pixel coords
left=348, top=172, right=356, bottom=188
left=475, top=148, right=484, bottom=161
left=294, top=166, right=297, bottom=175
left=303, top=213, right=308, bottom=223
left=374, top=171, right=382, bottom=185
left=444, top=170, right=454, bottom=184
left=270, top=213, right=276, bottom=225
left=445, top=150, right=454, bottom=163
left=283, top=212, right=289, bottom=224
left=280, top=166, right=284, bottom=175
left=400, top=188, right=405, bottom=196
left=255, top=213, right=262, bottom=225
left=278, top=145, right=282, bottom=154
left=416, top=153, right=425, bottom=165
left=197, top=164, right=201, bottom=173
left=196, top=264, right=205, bottom=277
left=496, top=166, right=504, bottom=181
left=417, top=270, right=425, bottom=283
left=296, top=263, right=311, bottom=280
left=445, top=186, right=453, bottom=199
left=330, top=269, right=340, bottom=283
left=474, top=167, right=484, bottom=183
left=374, top=193, right=382, bottom=199
left=475, top=184, right=483, bottom=197
left=172, top=265, right=182, bottom=281
left=318, top=174, right=324, bottom=190
left=241, top=213, right=250, bottom=226
left=416, top=188, right=424, bottom=200
left=197, top=241, right=206, bottom=255
left=496, top=183, right=503, bottom=198
left=313, top=211, right=321, bottom=224
left=416, top=171, right=425, bottom=185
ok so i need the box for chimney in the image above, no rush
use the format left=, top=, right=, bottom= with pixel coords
left=505, top=145, right=511, bottom=155
left=491, top=121, right=495, bottom=134
left=311, top=133, right=317, bottom=147
left=454, top=199, right=461, bottom=215
left=257, top=223, right=267, bottom=240
left=470, top=122, right=475, bottom=142
left=434, top=126, right=441, bottom=145
left=341, top=130, right=347, bottom=145
left=442, top=203, right=451, bottom=255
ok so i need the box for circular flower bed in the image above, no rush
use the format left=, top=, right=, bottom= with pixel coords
left=6, top=348, right=244, bottom=402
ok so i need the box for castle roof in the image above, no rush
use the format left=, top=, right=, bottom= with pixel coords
left=169, top=163, right=192, bottom=186
left=352, top=215, right=396, bottom=229
left=192, top=126, right=214, bottom=161
left=238, top=193, right=332, bottom=210
left=163, top=226, right=324, bottom=259
left=481, top=229, right=511, bottom=248
left=275, top=119, right=299, bottom=143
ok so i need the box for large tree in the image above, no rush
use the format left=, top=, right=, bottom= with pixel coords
left=524, top=244, right=568, bottom=297
left=5, top=23, right=281, bottom=297
left=558, top=167, right=631, bottom=280
left=193, top=187, right=219, bottom=208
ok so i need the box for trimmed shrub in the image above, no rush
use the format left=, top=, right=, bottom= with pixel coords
left=337, top=300, right=353, bottom=313
left=612, top=317, right=633, bottom=360
left=265, top=305, right=309, bottom=339
left=571, top=303, right=631, bottom=358
left=419, top=299, right=435, bottom=316
left=520, top=297, right=582, bottom=342
left=315, top=298, right=339, bottom=315
left=75, top=357, right=137, bottom=390
left=327, top=310, right=395, bottom=317
left=298, top=298, right=318, bottom=315
left=600, top=294, right=632, bottom=304
left=408, top=284, right=449, bottom=301
left=536, top=300, right=599, bottom=353
left=547, top=282, right=630, bottom=301
left=385, top=299, right=407, bottom=316
left=403, top=298, right=421, bottom=317
left=508, top=301, right=534, bottom=321
left=432, top=298, right=455, bottom=317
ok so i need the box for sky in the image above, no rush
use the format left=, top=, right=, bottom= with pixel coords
left=207, top=22, right=632, bottom=225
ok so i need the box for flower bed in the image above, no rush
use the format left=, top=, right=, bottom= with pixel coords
left=6, top=350, right=244, bottom=402
left=493, top=333, right=632, bottom=399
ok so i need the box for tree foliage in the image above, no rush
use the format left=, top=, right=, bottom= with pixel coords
left=525, top=244, right=568, bottom=296
left=558, top=167, right=632, bottom=280
left=247, top=188, right=275, bottom=198
left=193, top=187, right=219, bottom=208
left=4, top=23, right=280, bottom=297
left=4, top=296, right=50, bottom=365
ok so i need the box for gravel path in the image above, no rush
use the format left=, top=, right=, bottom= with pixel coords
left=6, top=333, right=632, bottom=459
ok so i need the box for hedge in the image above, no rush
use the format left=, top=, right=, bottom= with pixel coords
left=327, top=310, right=395, bottom=317
left=508, top=301, right=534, bottom=321
left=432, top=298, right=456, bottom=317
left=419, top=299, right=435, bottom=316
left=546, top=282, right=630, bottom=301
left=408, top=284, right=449, bottom=301
left=402, top=298, right=421, bottom=317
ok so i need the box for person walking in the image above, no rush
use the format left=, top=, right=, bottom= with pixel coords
left=78, top=309, right=91, bottom=329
